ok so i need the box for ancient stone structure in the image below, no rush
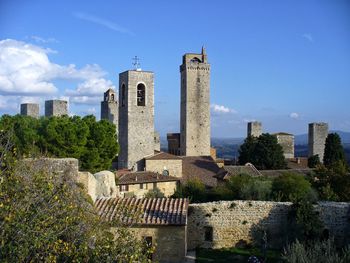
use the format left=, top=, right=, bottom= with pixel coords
left=45, top=99, right=68, bottom=117
left=180, top=47, right=210, bottom=156
left=274, top=132, right=295, bottom=159
left=145, top=152, right=183, bottom=178
left=187, top=200, right=350, bottom=250
left=167, top=133, right=181, bottom=155
left=20, top=103, right=39, bottom=118
left=308, top=122, right=329, bottom=162
left=247, top=121, right=262, bottom=137
left=101, top=88, right=118, bottom=127
left=118, top=70, right=154, bottom=171
left=154, top=131, right=160, bottom=152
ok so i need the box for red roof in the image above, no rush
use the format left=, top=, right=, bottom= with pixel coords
left=95, top=197, right=188, bottom=226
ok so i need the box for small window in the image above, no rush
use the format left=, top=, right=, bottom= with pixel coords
left=120, top=185, right=129, bottom=192
left=162, top=170, right=169, bottom=176
left=197, top=77, right=200, bottom=83
left=204, top=226, right=213, bottom=241
left=121, top=84, right=126, bottom=107
left=140, top=183, right=143, bottom=190
left=137, top=83, right=146, bottom=106
left=111, top=94, right=114, bottom=101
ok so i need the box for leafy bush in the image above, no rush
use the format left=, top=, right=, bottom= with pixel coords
left=144, top=187, right=165, bottom=198
left=272, top=173, right=317, bottom=202
left=308, top=155, right=320, bottom=168
left=172, top=178, right=207, bottom=202
left=283, top=239, right=350, bottom=263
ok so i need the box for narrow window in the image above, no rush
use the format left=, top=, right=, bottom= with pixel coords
left=120, top=185, right=129, bottom=192
left=137, top=83, right=146, bottom=106
left=140, top=183, right=143, bottom=190
left=121, top=84, right=126, bottom=107
left=111, top=94, right=114, bottom=101
left=204, top=226, right=213, bottom=241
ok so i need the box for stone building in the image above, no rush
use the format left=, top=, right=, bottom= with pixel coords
left=273, top=132, right=295, bottom=159
left=167, top=133, right=181, bottom=155
left=145, top=152, right=183, bottom=178
left=180, top=47, right=211, bottom=156
left=154, top=131, right=160, bottom=152
left=101, top=88, right=118, bottom=127
left=45, top=99, right=68, bottom=117
left=116, top=171, right=179, bottom=198
left=308, top=122, right=329, bottom=162
left=247, top=121, right=262, bottom=137
left=118, top=70, right=154, bottom=171
left=20, top=103, right=39, bottom=118
left=96, top=197, right=189, bottom=263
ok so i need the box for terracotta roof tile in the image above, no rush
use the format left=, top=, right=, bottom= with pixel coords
left=95, top=197, right=189, bottom=226
left=117, top=171, right=180, bottom=185
left=146, top=152, right=182, bottom=160
left=215, top=164, right=262, bottom=180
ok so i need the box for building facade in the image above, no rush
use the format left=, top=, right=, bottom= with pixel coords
left=118, top=70, right=154, bottom=171
left=308, top=122, right=329, bottom=162
left=101, top=88, right=118, bottom=127
left=180, top=47, right=211, bottom=156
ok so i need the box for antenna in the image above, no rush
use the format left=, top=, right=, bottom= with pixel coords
left=132, top=56, right=141, bottom=71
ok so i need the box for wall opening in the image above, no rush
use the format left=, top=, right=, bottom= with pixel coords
left=204, top=226, right=213, bottom=241
left=137, top=83, right=146, bottom=106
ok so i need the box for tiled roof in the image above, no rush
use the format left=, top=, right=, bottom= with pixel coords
left=146, top=152, right=182, bottom=160
left=286, top=157, right=309, bottom=169
left=259, top=168, right=313, bottom=177
left=95, top=197, right=189, bottom=226
left=272, top=132, right=294, bottom=136
left=117, top=171, right=180, bottom=185
left=181, top=156, right=220, bottom=187
left=215, top=164, right=262, bottom=180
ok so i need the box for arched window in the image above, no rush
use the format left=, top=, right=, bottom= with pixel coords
left=111, top=94, right=114, bottom=101
left=190, top=57, right=201, bottom=63
left=137, top=83, right=146, bottom=106
left=121, top=84, right=126, bottom=107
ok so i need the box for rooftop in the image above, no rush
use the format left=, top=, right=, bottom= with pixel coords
left=95, top=197, right=189, bottom=226
left=215, top=163, right=262, bottom=180
left=117, top=171, right=180, bottom=185
left=146, top=152, right=181, bottom=160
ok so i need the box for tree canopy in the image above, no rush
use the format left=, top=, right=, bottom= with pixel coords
left=0, top=114, right=119, bottom=173
left=238, top=133, right=287, bottom=170
left=323, top=133, right=347, bottom=169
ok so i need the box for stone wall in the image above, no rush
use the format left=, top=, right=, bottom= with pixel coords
left=20, top=103, right=39, bottom=118
left=308, top=122, right=329, bottom=162
left=247, top=121, right=262, bottom=137
left=146, top=159, right=183, bottom=178
left=118, top=181, right=178, bottom=198
left=275, top=133, right=294, bottom=159
left=187, top=200, right=350, bottom=250
left=45, top=100, right=68, bottom=117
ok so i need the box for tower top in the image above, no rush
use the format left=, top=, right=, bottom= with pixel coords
left=132, top=56, right=141, bottom=71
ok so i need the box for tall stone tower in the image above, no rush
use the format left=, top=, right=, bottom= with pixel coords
left=308, top=122, right=329, bottom=162
left=247, top=121, right=262, bottom=137
left=20, top=103, right=39, bottom=118
left=101, top=88, right=118, bottom=127
left=118, top=70, right=154, bottom=171
left=45, top=100, right=68, bottom=117
left=180, top=47, right=210, bottom=156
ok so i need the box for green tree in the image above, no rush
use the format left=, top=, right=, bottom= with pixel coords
left=173, top=178, right=206, bottom=202
left=0, top=153, right=151, bottom=262
left=308, top=154, right=320, bottom=168
left=238, top=133, right=286, bottom=170
left=144, top=187, right=165, bottom=198
left=323, top=133, right=347, bottom=169
left=272, top=173, right=317, bottom=202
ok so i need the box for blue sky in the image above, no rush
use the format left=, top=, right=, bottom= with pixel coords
left=0, top=0, right=349, bottom=138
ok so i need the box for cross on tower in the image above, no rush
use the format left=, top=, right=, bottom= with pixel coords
left=132, top=56, right=141, bottom=71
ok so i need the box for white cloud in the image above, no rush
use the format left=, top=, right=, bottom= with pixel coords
left=210, top=104, right=237, bottom=114
left=74, top=12, right=134, bottom=35
left=289, top=112, right=299, bottom=119
left=302, top=33, right=313, bottom=42
left=0, top=39, right=114, bottom=108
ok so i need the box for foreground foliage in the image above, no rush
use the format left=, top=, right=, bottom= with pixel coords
left=0, top=152, right=151, bottom=262
left=0, top=114, right=119, bottom=173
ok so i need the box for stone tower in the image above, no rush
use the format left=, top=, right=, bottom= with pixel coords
left=101, top=88, right=118, bottom=127
left=45, top=100, right=68, bottom=117
left=20, top=103, right=39, bottom=118
left=247, top=121, right=262, bottom=137
left=118, top=70, right=154, bottom=171
left=180, top=47, right=210, bottom=156
left=308, top=122, right=329, bottom=162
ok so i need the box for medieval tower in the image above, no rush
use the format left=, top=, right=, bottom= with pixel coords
left=45, top=100, right=68, bottom=117
left=247, top=121, right=262, bottom=137
left=101, top=88, right=118, bottom=127
left=180, top=47, right=211, bottom=156
left=20, top=103, right=39, bottom=118
left=308, top=122, right=329, bottom=162
left=118, top=69, right=154, bottom=171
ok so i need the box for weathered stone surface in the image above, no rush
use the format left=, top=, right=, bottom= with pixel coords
left=146, top=159, right=183, bottom=178
left=274, top=133, right=294, bottom=159
left=180, top=48, right=210, bottom=156
left=94, top=170, right=118, bottom=198
left=77, top=171, right=98, bottom=202
left=247, top=121, right=262, bottom=137
left=101, top=88, right=118, bottom=128
left=20, top=103, right=39, bottom=118
left=308, top=122, right=328, bottom=162
left=22, top=158, right=79, bottom=177
left=187, top=200, right=350, bottom=250
left=45, top=100, right=68, bottom=117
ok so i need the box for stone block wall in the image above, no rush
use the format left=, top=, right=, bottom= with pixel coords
left=308, top=122, right=329, bottom=162
left=45, top=100, right=68, bottom=117
left=20, top=103, right=39, bottom=118
left=275, top=133, right=294, bottom=159
left=187, top=200, right=350, bottom=250
left=146, top=159, right=183, bottom=178
left=247, top=122, right=262, bottom=137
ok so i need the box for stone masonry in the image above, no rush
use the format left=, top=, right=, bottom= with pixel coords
left=154, top=131, right=160, bottom=152
left=118, top=70, right=154, bottom=171
left=101, top=88, right=118, bottom=128
left=187, top=200, right=350, bottom=250
left=247, top=121, right=262, bottom=137
left=274, top=132, right=294, bottom=159
left=308, top=122, right=329, bottom=162
left=180, top=47, right=210, bottom=156
left=45, top=100, right=68, bottom=117
left=20, top=103, right=39, bottom=118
